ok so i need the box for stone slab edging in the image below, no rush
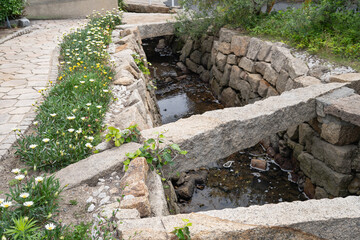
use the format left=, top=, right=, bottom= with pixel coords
left=0, top=26, right=36, bottom=45
left=117, top=195, right=360, bottom=239
left=54, top=142, right=142, bottom=189
left=141, top=82, right=346, bottom=174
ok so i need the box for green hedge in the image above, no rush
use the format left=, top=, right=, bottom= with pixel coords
left=0, top=0, right=25, bottom=22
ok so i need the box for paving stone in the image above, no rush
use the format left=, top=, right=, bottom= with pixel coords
left=0, top=80, right=27, bottom=87
left=3, top=94, right=19, bottom=99
left=9, top=107, right=31, bottom=115
left=9, top=114, right=25, bottom=123
left=14, top=99, right=36, bottom=107
left=0, top=114, right=10, bottom=124
left=0, top=143, right=12, bottom=150
left=0, top=124, right=18, bottom=135
left=7, top=88, right=36, bottom=95
left=0, top=100, right=17, bottom=108
left=17, top=93, right=42, bottom=99
left=0, top=88, right=12, bottom=93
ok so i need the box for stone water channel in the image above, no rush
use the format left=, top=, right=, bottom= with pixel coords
left=142, top=37, right=306, bottom=213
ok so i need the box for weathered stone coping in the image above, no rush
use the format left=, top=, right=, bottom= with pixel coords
left=117, top=21, right=175, bottom=39
left=141, top=82, right=346, bottom=174
left=117, top=196, right=360, bottom=239
left=56, top=82, right=346, bottom=189
left=54, top=142, right=141, bottom=189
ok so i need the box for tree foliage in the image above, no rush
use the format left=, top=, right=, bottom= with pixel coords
left=0, top=0, right=25, bottom=22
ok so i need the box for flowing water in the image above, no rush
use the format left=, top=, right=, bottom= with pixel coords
left=142, top=37, right=306, bottom=213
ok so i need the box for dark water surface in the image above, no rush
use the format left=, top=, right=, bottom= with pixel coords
left=142, top=38, right=305, bottom=213
left=142, top=38, right=223, bottom=124
left=180, top=145, right=307, bottom=213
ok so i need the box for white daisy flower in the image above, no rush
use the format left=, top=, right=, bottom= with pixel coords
left=35, top=176, right=44, bottom=183
left=85, top=143, right=93, bottom=148
left=20, top=193, right=29, bottom=199
left=23, top=201, right=34, bottom=207
left=15, top=175, right=25, bottom=181
left=45, top=223, right=56, bottom=230
left=29, top=144, right=38, bottom=149
left=0, top=201, right=12, bottom=208
left=11, top=168, right=20, bottom=174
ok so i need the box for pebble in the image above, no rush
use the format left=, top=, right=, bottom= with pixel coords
left=109, top=188, right=119, bottom=195
left=111, top=172, right=117, bottom=176
left=98, top=192, right=107, bottom=199
left=88, top=204, right=96, bottom=212
left=98, top=178, right=105, bottom=182
left=104, top=186, right=110, bottom=190
left=100, top=196, right=110, bottom=206
left=93, top=186, right=104, bottom=197
left=86, top=196, right=94, bottom=203
left=123, top=195, right=135, bottom=200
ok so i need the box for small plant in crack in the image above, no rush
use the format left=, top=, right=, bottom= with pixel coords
left=172, top=218, right=192, bottom=240
left=105, top=124, right=141, bottom=147
left=124, top=131, right=187, bottom=171
left=132, top=53, right=151, bottom=75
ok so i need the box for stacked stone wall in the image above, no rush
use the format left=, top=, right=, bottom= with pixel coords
left=180, top=28, right=360, bottom=198
left=104, top=27, right=162, bottom=132
left=180, top=28, right=324, bottom=107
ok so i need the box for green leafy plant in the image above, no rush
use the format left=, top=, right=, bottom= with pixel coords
left=118, top=0, right=127, bottom=10
left=0, top=171, right=64, bottom=238
left=124, top=132, right=187, bottom=171
left=172, top=218, right=192, bottom=240
left=105, top=125, right=141, bottom=147
left=4, top=217, right=39, bottom=240
left=69, top=200, right=78, bottom=206
left=0, top=0, right=25, bottom=23
left=132, top=53, right=151, bottom=75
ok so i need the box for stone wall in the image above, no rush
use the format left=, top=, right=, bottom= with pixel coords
left=180, top=28, right=360, bottom=198
left=180, top=28, right=323, bottom=107
left=104, top=27, right=162, bottom=132
left=288, top=87, right=360, bottom=198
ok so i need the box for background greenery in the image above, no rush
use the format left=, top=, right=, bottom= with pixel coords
left=0, top=0, right=25, bottom=23
left=176, top=0, right=360, bottom=63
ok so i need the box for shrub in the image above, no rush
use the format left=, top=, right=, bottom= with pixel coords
left=0, top=0, right=25, bottom=23
left=251, top=0, right=360, bottom=59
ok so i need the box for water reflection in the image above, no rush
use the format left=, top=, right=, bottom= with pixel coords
left=158, top=93, right=192, bottom=124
